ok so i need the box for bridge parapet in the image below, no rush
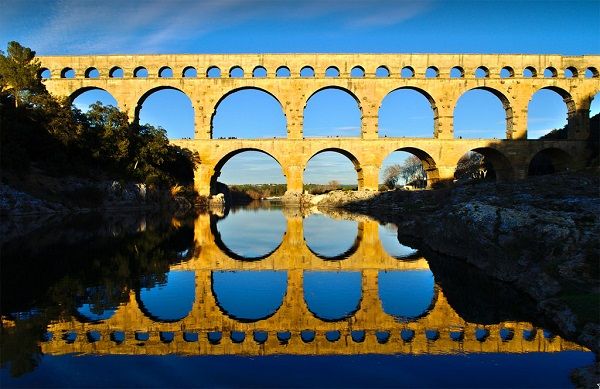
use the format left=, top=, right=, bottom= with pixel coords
left=38, top=53, right=599, bottom=82
left=41, top=323, right=584, bottom=356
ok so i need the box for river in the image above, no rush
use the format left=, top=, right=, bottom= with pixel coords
left=0, top=205, right=593, bottom=387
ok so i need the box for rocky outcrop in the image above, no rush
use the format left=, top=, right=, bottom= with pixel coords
left=1, top=177, right=192, bottom=217
left=281, top=189, right=381, bottom=208
left=0, top=183, right=66, bottom=216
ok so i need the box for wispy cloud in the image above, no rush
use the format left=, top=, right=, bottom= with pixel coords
left=346, top=1, right=433, bottom=28
left=5, top=0, right=434, bottom=54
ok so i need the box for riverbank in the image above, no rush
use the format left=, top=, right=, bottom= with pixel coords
left=309, top=173, right=599, bottom=386
left=0, top=170, right=195, bottom=217
left=305, top=173, right=600, bottom=355
left=0, top=172, right=198, bottom=244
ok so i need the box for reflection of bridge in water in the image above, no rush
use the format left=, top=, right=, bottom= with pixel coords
left=41, top=214, right=585, bottom=356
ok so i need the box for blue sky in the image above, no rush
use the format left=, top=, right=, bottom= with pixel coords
left=2, top=0, right=599, bottom=184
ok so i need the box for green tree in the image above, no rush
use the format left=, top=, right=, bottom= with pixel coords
left=85, top=102, right=132, bottom=167
left=0, top=41, right=45, bottom=107
left=132, top=124, right=171, bottom=183
left=0, top=41, right=196, bottom=190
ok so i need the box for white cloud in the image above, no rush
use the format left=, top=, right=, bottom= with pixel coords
left=346, top=1, right=433, bottom=28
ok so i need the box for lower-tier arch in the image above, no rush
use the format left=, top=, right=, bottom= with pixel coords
left=209, top=212, right=285, bottom=261
left=211, top=270, right=288, bottom=323
left=210, top=148, right=287, bottom=196
left=379, top=147, right=440, bottom=188
left=454, top=147, right=514, bottom=182
left=527, top=147, right=574, bottom=176
left=304, top=147, right=366, bottom=189
left=136, top=270, right=196, bottom=323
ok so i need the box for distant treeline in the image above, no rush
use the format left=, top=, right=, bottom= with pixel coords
left=229, top=184, right=287, bottom=199
left=227, top=182, right=358, bottom=201
left=304, top=183, right=357, bottom=194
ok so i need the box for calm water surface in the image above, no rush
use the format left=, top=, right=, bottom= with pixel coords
left=0, top=206, right=593, bottom=387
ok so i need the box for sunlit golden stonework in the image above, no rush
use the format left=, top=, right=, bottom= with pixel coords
left=33, top=214, right=585, bottom=356
left=39, top=54, right=599, bottom=194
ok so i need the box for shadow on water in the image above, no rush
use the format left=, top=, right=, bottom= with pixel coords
left=397, top=234, right=551, bottom=328
left=0, top=212, right=196, bottom=377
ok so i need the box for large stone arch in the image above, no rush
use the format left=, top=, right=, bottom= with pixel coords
left=211, top=270, right=288, bottom=322
left=303, top=216, right=363, bottom=261
left=378, top=86, right=439, bottom=138
left=532, top=86, right=577, bottom=139
left=455, top=86, right=514, bottom=139
left=210, top=86, right=287, bottom=139
left=304, top=85, right=363, bottom=110
left=305, top=147, right=361, bottom=169
left=134, top=86, right=194, bottom=125
left=455, top=147, right=515, bottom=182
left=377, top=224, right=420, bottom=260
left=378, top=270, right=439, bottom=321
left=304, top=147, right=365, bottom=189
left=68, top=86, right=120, bottom=107
left=303, top=271, right=363, bottom=322
left=536, top=86, right=576, bottom=114
left=73, top=286, right=120, bottom=323
left=210, top=148, right=286, bottom=195
left=527, top=147, right=574, bottom=176
left=380, top=147, right=440, bottom=188
left=527, top=87, right=574, bottom=139
left=209, top=214, right=284, bottom=261
left=135, top=271, right=195, bottom=323
left=303, top=86, right=363, bottom=138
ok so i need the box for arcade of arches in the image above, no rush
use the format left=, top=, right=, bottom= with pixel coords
left=39, top=53, right=599, bottom=195
left=39, top=214, right=584, bottom=356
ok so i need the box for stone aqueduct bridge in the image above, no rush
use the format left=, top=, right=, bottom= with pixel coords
left=39, top=54, right=600, bottom=195
left=40, top=214, right=585, bottom=356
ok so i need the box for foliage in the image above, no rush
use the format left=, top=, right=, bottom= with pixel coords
left=382, top=156, right=426, bottom=189
left=586, top=113, right=599, bottom=166
left=0, top=41, right=45, bottom=107
left=229, top=184, right=287, bottom=199
left=454, top=152, right=495, bottom=182
left=0, top=41, right=195, bottom=188
left=209, top=182, right=359, bottom=197
left=539, top=113, right=599, bottom=166
left=1, top=215, right=195, bottom=376
left=400, top=156, right=426, bottom=188
left=382, top=164, right=402, bottom=188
